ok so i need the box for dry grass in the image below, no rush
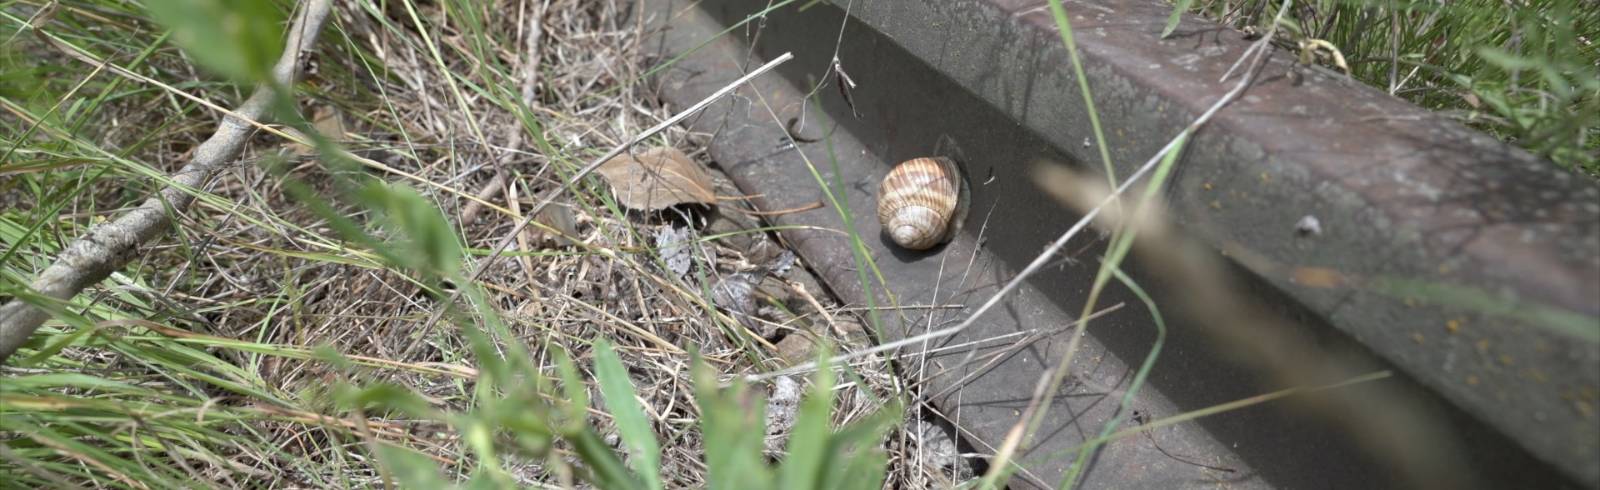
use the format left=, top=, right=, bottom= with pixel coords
left=2, top=0, right=969, bottom=487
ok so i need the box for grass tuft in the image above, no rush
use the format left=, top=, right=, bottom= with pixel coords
left=1184, top=0, right=1599, bottom=174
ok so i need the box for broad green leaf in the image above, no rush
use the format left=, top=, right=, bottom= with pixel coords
left=569, top=424, right=645, bottom=490
left=821, top=400, right=899, bottom=490
left=143, top=0, right=285, bottom=83
left=778, top=347, right=834, bottom=490
left=1161, top=0, right=1196, bottom=38
left=693, top=354, right=773, bottom=490
left=355, top=181, right=464, bottom=277
left=555, top=348, right=641, bottom=489
left=1370, top=277, right=1599, bottom=343
left=377, top=445, right=451, bottom=489
left=593, top=339, right=663, bottom=490
left=5, top=373, right=141, bottom=391
left=333, top=383, right=436, bottom=419
left=1476, top=47, right=1542, bottom=71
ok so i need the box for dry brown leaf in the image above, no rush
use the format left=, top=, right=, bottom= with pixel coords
left=285, top=105, right=348, bottom=155
left=533, top=203, right=579, bottom=246
left=312, top=105, right=348, bottom=139
left=595, top=147, right=717, bottom=210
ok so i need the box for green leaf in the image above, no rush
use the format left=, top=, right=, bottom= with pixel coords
left=778, top=347, right=834, bottom=490
left=569, top=425, right=645, bottom=490
left=593, top=339, right=663, bottom=490
left=831, top=444, right=889, bottom=490
left=554, top=348, right=641, bottom=489
left=333, top=383, right=437, bottom=419
left=1161, top=0, right=1195, bottom=38
left=143, top=0, right=285, bottom=83
left=553, top=348, right=591, bottom=424
left=354, top=181, right=464, bottom=278
left=1476, top=47, right=1541, bottom=71
left=821, top=400, right=899, bottom=490
left=377, top=444, right=452, bottom=489
left=693, top=354, right=774, bottom=490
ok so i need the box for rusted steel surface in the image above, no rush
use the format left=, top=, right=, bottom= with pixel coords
left=830, top=0, right=1600, bottom=484
left=642, top=0, right=1597, bottom=487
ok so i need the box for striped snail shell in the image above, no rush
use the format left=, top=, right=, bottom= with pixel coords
left=877, top=157, right=970, bottom=251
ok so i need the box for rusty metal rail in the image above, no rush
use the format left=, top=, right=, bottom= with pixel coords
left=643, top=0, right=1599, bottom=487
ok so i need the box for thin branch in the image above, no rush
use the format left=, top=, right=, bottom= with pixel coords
left=0, top=0, right=337, bottom=364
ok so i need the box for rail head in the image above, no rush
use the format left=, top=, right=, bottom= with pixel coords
left=830, top=0, right=1600, bottom=484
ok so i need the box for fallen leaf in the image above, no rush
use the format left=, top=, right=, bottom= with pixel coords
left=534, top=203, right=579, bottom=246
left=654, top=225, right=694, bottom=279
left=285, top=105, right=348, bottom=155
left=312, top=105, right=347, bottom=140
left=595, top=147, right=717, bottom=211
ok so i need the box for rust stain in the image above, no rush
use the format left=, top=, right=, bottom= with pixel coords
left=1292, top=266, right=1346, bottom=288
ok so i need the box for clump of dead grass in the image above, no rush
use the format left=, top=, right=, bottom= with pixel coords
left=1, top=0, right=964, bottom=486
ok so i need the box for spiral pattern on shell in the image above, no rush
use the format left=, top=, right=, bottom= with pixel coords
left=877, top=157, right=969, bottom=251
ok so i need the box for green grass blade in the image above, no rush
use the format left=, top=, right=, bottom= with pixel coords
left=1059, top=266, right=1166, bottom=488
left=376, top=445, right=452, bottom=489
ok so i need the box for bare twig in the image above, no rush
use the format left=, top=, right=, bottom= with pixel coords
left=0, top=0, right=336, bottom=364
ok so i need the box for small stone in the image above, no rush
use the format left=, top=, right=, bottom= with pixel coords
left=711, top=271, right=760, bottom=329
left=654, top=225, right=694, bottom=279
left=764, top=376, right=802, bottom=454
left=775, top=332, right=819, bottom=366
left=1295, top=215, right=1322, bottom=236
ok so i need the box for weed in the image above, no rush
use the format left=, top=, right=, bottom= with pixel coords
left=1184, top=0, right=1599, bottom=173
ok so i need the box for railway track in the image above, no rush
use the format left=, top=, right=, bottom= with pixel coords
left=643, top=0, right=1600, bottom=487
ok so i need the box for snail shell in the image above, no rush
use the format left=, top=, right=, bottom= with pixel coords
left=877, top=157, right=970, bottom=250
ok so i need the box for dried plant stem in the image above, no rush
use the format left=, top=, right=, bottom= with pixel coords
left=0, top=0, right=336, bottom=365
